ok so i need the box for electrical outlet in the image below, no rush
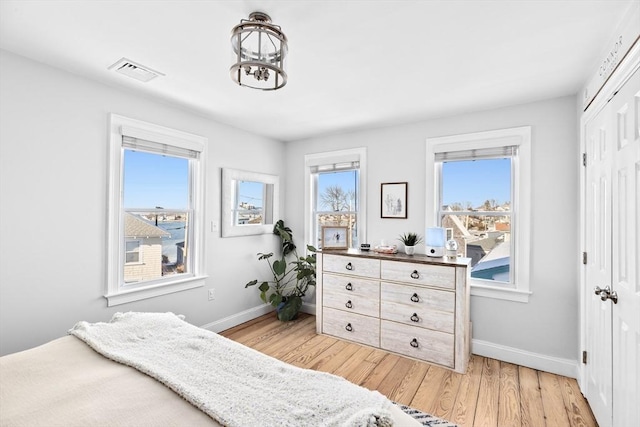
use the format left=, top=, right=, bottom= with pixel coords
left=208, top=289, right=215, bottom=301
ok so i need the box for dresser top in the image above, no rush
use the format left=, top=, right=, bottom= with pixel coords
left=320, top=249, right=471, bottom=267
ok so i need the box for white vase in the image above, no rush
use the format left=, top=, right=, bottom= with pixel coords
left=404, top=245, right=415, bottom=255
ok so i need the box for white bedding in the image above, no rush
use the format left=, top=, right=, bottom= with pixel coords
left=1, top=312, right=421, bottom=427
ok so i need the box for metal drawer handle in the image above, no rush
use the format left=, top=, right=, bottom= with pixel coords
left=345, top=283, right=353, bottom=291
left=345, top=300, right=353, bottom=309
left=345, top=323, right=353, bottom=332
left=410, top=270, right=420, bottom=279
left=410, top=313, right=420, bottom=322
left=410, top=293, right=419, bottom=302
left=345, top=262, right=353, bottom=271
left=410, top=338, right=419, bottom=348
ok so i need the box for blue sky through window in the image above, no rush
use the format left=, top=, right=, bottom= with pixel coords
left=442, top=158, right=511, bottom=208
left=123, top=150, right=189, bottom=209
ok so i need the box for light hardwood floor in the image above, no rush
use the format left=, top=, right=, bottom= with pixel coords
left=220, top=313, right=598, bottom=427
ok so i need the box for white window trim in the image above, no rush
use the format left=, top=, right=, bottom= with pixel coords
left=106, top=114, right=207, bottom=306
left=426, top=126, right=531, bottom=303
left=304, top=148, right=367, bottom=249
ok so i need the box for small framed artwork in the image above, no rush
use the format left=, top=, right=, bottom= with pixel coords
left=381, top=182, right=408, bottom=218
left=322, top=226, right=349, bottom=250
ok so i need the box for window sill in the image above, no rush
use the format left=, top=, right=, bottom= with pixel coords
left=105, top=275, right=207, bottom=307
left=470, top=283, right=531, bottom=303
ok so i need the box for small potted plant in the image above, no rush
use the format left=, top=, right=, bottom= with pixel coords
left=245, top=220, right=316, bottom=321
left=398, top=232, right=423, bottom=255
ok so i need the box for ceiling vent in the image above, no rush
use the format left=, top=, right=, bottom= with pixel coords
left=108, top=58, right=164, bottom=82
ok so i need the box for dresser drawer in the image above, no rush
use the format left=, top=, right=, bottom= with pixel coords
left=323, top=254, right=380, bottom=278
left=381, top=282, right=454, bottom=333
left=322, top=307, right=380, bottom=347
left=323, top=274, right=379, bottom=317
left=380, top=320, right=454, bottom=367
left=381, top=260, right=455, bottom=289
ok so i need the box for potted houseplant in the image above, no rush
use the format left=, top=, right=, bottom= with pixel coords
left=245, top=220, right=317, bottom=321
left=398, top=232, right=423, bottom=255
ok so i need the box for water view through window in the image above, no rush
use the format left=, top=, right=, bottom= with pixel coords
left=123, top=150, right=190, bottom=284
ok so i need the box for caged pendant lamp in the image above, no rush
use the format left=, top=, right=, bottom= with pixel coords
left=230, top=12, right=288, bottom=90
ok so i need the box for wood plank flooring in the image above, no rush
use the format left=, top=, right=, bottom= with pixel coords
left=220, top=313, right=597, bottom=427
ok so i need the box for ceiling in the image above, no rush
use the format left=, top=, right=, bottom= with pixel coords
left=0, top=1, right=633, bottom=142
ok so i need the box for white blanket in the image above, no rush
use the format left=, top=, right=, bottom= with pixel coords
left=69, top=312, right=394, bottom=427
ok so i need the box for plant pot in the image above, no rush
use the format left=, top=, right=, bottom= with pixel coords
left=276, top=295, right=302, bottom=321
left=404, top=245, right=416, bottom=255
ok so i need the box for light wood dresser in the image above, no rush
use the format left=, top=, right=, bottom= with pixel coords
left=316, top=249, right=471, bottom=373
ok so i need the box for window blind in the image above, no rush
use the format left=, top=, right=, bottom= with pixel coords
left=309, top=161, right=359, bottom=173
left=122, top=136, right=199, bottom=159
left=435, top=145, right=518, bottom=162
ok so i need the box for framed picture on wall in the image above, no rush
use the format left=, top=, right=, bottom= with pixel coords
left=321, top=226, right=349, bottom=249
left=381, top=182, right=408, bottom=218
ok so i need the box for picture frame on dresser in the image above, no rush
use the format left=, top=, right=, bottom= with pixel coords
left=380, top=182, right=407, bottom=218
left=321, top=226, right=349, bottom=249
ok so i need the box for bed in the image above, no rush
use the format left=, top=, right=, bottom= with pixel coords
left=0, top=312, right=429, bottom=426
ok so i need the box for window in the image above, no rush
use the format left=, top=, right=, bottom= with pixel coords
left=426, top=127, right=531, bottom=302
left=107, top=114, right=207, bottom=306
left=305, top=148, right=367, bottom=250
left=125, top=240, right=141, bottom=264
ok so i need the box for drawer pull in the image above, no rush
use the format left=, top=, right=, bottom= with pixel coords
left=345, top=262, right=353, bottom=271
left=345, top=323, right=353, bottom=332
left=345, top=283, right=353, bottom=291
left=410, top=338, right=419, bottom=348
left=410, top=270, right=420, bottom=279
left=345, top=300, right=353, bottom=309
left=410, top=293, right=420, bottom=302
left=410, top=313, right=420, bottom=322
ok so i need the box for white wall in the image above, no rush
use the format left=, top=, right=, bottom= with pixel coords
left=285, top=96, right=580, bottom=372
left=0, top=50, right=283, bottom=355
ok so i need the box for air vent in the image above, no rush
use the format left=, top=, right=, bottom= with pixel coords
left=108, top=58, right=164, bottom=82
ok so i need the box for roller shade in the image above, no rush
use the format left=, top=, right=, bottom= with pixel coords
left=435, top=145, right=517, bottom=162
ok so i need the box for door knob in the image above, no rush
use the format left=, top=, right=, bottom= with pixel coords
left=594, top=285, right=618, bottom=304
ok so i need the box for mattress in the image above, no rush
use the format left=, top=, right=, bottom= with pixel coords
left=0, top=334, right=421, bottom=426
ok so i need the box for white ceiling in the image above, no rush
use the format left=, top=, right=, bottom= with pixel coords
left=0, top=1, right=633, bottom=141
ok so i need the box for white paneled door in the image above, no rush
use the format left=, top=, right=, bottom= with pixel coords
left=585, top=93, right=613, bottom=426
left=584, top=66, right=639, bottom=427
left=610, top=67, right=639, bottom=427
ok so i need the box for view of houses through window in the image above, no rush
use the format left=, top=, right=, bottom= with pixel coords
left=123, top=149, right=191, bottom=284
left=313, top=168, right=359, bottom=249
left=439, top=157, right=513, bottom=284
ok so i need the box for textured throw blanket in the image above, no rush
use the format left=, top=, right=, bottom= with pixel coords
left=69, top=312, right=393, bottom=427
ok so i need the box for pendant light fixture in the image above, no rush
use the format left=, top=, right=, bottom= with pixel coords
left=230, top=12, right=288, bottom=90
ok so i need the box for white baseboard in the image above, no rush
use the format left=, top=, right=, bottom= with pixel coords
left=472, top=339, right=578, bottom=378
left=300, top=302, right=316, bottom=315
left=201, top=304, right=273, bottom=333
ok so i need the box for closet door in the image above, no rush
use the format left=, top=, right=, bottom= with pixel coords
left=610, top=67, right=639, bottom=427
left=584, top=98, right=613, bottom=426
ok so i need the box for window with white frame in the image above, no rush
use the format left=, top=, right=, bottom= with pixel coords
left=107, top=114, right=207, bottom=306
left=426, top=127, right=531, bottom=302
left=305, top=148, right=367, bottom=250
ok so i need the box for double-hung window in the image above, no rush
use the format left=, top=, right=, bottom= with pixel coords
left=305, top=148, right=367, bottom=250
left=107, top=114, right=207, bottom=306
left=426, top=127, right=531, bottom=302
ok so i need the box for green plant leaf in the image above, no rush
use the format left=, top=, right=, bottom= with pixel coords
left=245, top=279, right=258, bottom=288
left=273, top=259, right=286, bottom=276
left=258, top=282, right=270, bottom=292
left=258, top=252, right=274, bottom=260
